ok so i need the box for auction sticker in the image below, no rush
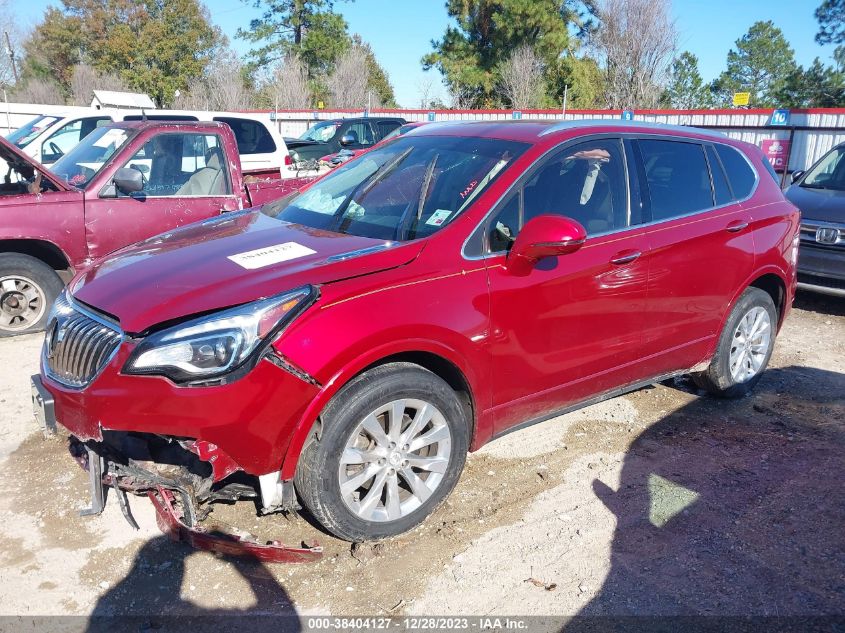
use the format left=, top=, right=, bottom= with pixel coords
left=426, top=209, right=452, bottom=226
left=228, top=242, right=316, bottom=269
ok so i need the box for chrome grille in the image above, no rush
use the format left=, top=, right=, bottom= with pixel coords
left=43, top=293, right=123, bottom=388
left=800, top=222, right=845, bottom=248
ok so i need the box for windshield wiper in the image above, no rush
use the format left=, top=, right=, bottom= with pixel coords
left=333, top=147, right=414, bottom=234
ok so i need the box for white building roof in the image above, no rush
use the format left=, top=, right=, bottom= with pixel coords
left=91, top=90, right=156, bottom=109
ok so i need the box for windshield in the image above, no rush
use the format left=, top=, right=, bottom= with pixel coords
left=299, top=121, right=339, bottom=143
left=6, top=115, right=60, bottom=148
left=50, top=126, right=132, bottom=189
left=269, top=135, right=528, bottom=241
left=802, top=146, right=845, bottom=190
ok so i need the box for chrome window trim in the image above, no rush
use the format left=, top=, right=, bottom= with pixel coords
left=462, top=132, right=761, bottom=261
left=42, top=292, right=125, bottom=391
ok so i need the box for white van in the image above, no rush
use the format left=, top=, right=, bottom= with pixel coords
left=5, top=109, right=294, bottom=178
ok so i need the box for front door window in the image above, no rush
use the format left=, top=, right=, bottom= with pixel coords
left=120, top=133, right=230, bottom=197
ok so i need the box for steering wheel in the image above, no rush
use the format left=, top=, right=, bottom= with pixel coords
left=49, top=142, right=64, bottom=159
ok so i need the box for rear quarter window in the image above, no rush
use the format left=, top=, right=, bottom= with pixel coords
left=214, top=117, right=277, bottom=155
left=715, top=144, right=757, bottom=199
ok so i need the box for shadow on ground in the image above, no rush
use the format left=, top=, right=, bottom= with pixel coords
left=565, top=366, right=844, bottom=630
left=85, top=535, right=301, bottom=632
left=794, top=290, right=845, bottom=317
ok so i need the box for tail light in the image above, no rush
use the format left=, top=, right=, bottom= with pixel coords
left=284, top=154, right=292, bottom=166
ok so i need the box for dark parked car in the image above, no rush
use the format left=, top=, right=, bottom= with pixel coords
left=35, top=120, right=798, bottom=545
left=285, top=117, right=406, bottom=163
left=785, top=143, right=845, bottom=296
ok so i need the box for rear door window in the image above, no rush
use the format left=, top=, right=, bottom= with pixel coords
left=214, top=117, right=277, bottom=155
left=637, top=139, right=713, bottom=220
left=715, top=144, right=757, bottom=199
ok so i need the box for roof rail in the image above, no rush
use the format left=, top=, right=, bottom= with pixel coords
left=538, top=118, right=728, bottom=139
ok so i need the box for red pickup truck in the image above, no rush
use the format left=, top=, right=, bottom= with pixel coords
left=0, top=120, right=309, bottom=336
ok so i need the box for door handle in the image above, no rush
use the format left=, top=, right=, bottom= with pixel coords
left=726, top=220, right=749, bottom=233
left=610, top=250, right=642, bottom=265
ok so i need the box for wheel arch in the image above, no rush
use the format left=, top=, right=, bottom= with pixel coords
left=698, top=266, right=789, bottom=367
left=0, top=239, right=73, bottom=276
left=748, top=272, right=787, bottom=328
left=279, top=343, right=479, bottom=481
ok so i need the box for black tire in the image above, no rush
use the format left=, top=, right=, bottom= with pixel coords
left=0, top=253, right=63, bottom=337
left=295, top=362, right=469, bottom=542
left=692, top=287, right=777, bottom=398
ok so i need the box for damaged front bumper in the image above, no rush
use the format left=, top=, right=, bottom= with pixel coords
left=68, top=433, right=322, bottom=563
left=34, top=374, right=321, bottom=562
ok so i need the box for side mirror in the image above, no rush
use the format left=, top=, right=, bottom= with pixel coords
left=339, top=131, right=359, bottom=147
left=507, top=214, right=587, bottom=275
left=113, top=167, right=144, bottom=194
left=790, top=170, right=804, bottom=184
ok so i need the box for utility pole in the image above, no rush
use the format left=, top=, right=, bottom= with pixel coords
left=562, top=84, right=569, bottom=119
left=4, top=32, right=18, bottom=84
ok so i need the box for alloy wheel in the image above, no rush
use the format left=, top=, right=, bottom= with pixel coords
left=729, top=306, right=772, bottom=383
left=338, top=398, right=452, bottom=522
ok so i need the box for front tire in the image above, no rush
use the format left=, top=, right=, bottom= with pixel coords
left=693, top=287, right=777, bottom=398
left=295, top=362, right=469, bottom=541
left=0, top=254, right=63, bottom=337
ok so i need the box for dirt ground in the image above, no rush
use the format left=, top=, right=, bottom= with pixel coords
left=0, top=291, right=842, bottom=626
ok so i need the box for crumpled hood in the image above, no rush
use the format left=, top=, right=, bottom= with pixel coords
left=785, top=184, right=845, bottom=223
left=72, top=210, right=423, bottom=333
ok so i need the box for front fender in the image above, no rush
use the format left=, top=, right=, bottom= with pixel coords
left=277, top=336, right=490, bottom=481
left=274, top=263, right=491, bottom=479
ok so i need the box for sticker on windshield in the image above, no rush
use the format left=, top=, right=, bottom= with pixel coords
left=426, top=209, right=452, bottom=227
left=228, top=242, right=316, bottom=269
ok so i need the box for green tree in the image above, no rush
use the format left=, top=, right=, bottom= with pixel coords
left=816, top=0, right=845, bottom=44
left=353, top=37, right=397, bottom=107
left=665, top=52, right=712, bottom=109
left=775, top=58, right=845, bottom=107
left=422, top=0, right=593, bottom=108
left=238, top=0, right=349, bottom=77
left=22, top=0, right=223, bottom=106
left=711, top=21, right=798, bottom=108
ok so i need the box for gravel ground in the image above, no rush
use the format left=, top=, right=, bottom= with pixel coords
left=0, top=291, right=842, bottom=625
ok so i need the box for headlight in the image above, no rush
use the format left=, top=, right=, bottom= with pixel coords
left=124, top=286, right=315, bottom=383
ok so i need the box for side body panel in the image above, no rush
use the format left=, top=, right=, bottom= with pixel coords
left=0, top=190, right=87, bottom=267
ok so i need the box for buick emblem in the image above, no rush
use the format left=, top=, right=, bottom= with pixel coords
left=815, top=227, right=839, bottom=244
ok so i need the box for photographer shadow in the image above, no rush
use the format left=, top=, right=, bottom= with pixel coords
left=566, top=366, right=844, bottom=627
left=86, top=535, right=302, bottom=632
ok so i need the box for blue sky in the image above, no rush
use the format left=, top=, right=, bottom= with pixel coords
left=18, top=0, right=840, bottom=108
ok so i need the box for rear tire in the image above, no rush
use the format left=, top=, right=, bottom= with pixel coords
left=295, top=362, right=469, bottom=542
left=692, top=287, right=777, bottom=398
left=0, top=253, right=63, bottom=337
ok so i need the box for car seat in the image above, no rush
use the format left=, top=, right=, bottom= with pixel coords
left=177, top=148, right=226, bottom=196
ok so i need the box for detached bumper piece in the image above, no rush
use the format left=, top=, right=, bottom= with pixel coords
left=149, top=487, right=322, bottom=563
left=70, top=434, right=322, bottom=563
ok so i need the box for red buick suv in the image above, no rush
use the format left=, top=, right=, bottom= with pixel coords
left=34, top=120, right=799, bottom=542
